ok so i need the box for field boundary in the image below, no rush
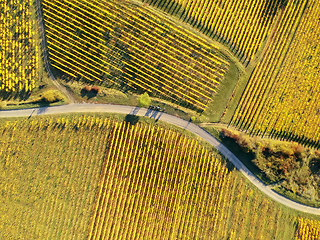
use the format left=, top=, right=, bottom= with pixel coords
left=1, top=103, right=320, bottom=215
left=35, top=0, right=75, bottom=103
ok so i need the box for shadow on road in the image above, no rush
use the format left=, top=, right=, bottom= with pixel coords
left=184, top=121, right=191, bottom=129
left=130, top=107, right=139, bottom=115
left=145, top=109, right=162, bottom=120
left=28, top=109, right=36, bottom=119
left=37, top=106, right=49, bottom=115
left=155, top=112, right=164, bottom=122
left=144, top=109, right=152, bottom=117
left=150, top=111, right=158, bottom=119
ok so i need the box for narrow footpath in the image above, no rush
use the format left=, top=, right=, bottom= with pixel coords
left=35, top=0, right=76, bottom=103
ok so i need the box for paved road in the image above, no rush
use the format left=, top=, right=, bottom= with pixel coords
left=1, top=103, right=320, bottom=215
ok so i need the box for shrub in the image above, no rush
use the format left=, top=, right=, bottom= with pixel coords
left=221, top=128, right=253, bottom=152
left=279, top=144, right=295, bottom=156
left=220, top=127, right=320, bottom=202
left=42, top=91, right=56, bottom=102
left=294, top=144, right=305, bottom=157
left=220, top=128, right=240, bottom=141
left=82, top=85, right=90, bottom=93
left=91, top=86, right=100, bottom=94
left=41, top=90, right=63, bottom=103
left=138, top=92, right=151, bottom=107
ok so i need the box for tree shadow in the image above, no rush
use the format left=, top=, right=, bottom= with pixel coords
left=37, top=105, right=49, bottom=114
left=309, top=158, right=320, bottom=175
left=218, top=133, right=272, bottom=184
left=80, top=88, right=98, bottom=99
left=124, top=114, right=139, bottom=125
left=0, top=90, right=31, bottom=101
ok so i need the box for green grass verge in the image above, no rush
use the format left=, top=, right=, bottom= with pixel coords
left=202, top=60, right=240, bottom=122
left=0, top=87, right=68, bottom=110
left=274, top=186, right=320, bottom=208
left=57, top=78, right=199, bottom=122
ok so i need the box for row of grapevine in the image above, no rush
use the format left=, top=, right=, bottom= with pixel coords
left=1, top=115, right=312, bottom=239
left=42, top=0, right=229, bottom=110
left=0, top=0, right=39, bottom=92
left=0, top=116, right=112, bottom=239
left=87, top=119, right=295, bottom=239
left=296, top=217, right=320, bottom=240
left=142, top=0, right=281, bottom=63
left=232, top=0, right=320, bottom=146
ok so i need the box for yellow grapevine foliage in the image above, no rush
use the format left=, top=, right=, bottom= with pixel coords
left=142, top=0, right=280, bottom=63
left=0, top=115, right=302, bottom=239
left=42, top=0, right=229, bottom=110
left=0, top=0, right=39, bottom=92
left=232, top=0, right=320, bottom=145
left=86, top=118, right=297, bottom=239
left=0, top=116, right=112, bottom=239
left=296, top=217, right=320, bottom=240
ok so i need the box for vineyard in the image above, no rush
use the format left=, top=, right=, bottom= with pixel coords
left=0, top=0, right=39, bottom=93
left=0, top=116, right=110, bottom=239
left=142, top=0, right=282, bottom=63
left=1, top=0, right=320, bottom=237
left=296, top=217, right=320, bottom=240
left=39, top=0, right=320, bottom=147
left=88, top=120, right=289, bottom=239
left=42, top=0, right=229, bottom=111
left=0, top=114, right=318, bottom=239
left=231, top=0, right=320, bottom=147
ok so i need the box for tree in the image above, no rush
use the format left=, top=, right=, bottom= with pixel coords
left=91, top=86, right=100, bottom=94
left=138, top=92, right=151, bottom=107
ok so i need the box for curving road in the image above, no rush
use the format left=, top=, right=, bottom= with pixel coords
left=1, top=103, right=320, bottom=215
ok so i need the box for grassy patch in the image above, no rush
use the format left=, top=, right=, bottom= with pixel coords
left=0, top=87, right=68, bottom=110
left=219, top=67, right=254, bottom=124
left=274, top=186, right=320, bottom=208
left=58, top=78, right=137, bottom=105
left=202, top=60, right=240, bottom=122
left=57, top=78, right=199, bottom=122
